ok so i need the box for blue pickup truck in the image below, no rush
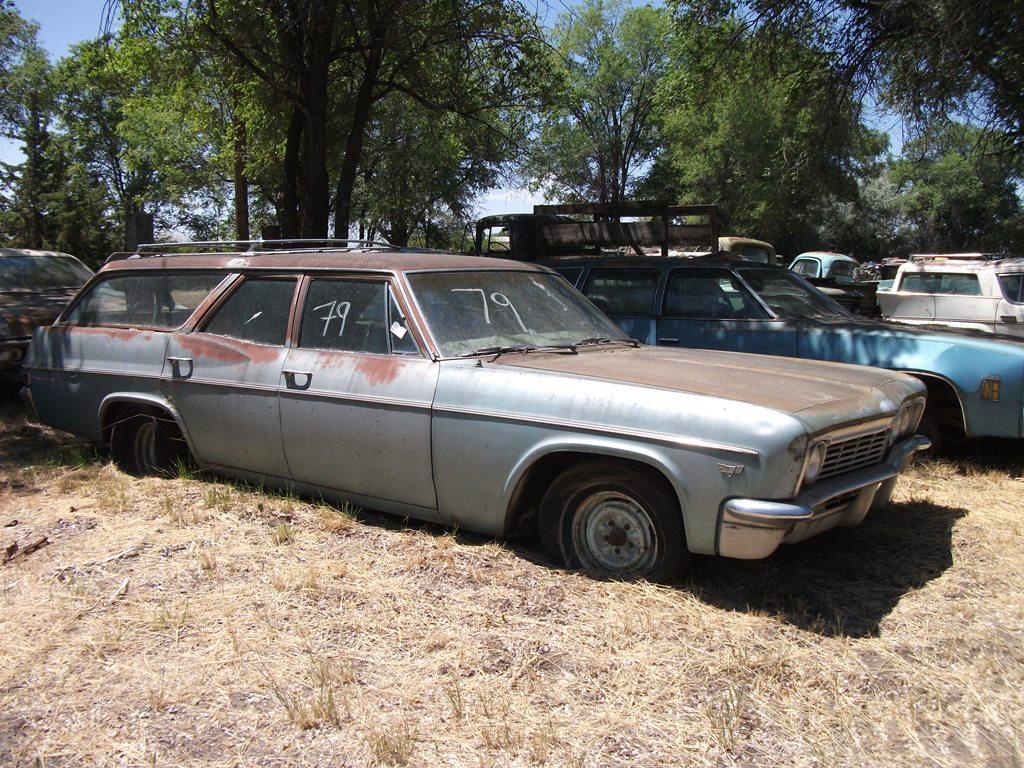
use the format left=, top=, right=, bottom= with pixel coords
left=551, top=256, right=1024, bottom=448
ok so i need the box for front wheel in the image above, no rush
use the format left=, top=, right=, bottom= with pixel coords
left=539, top=460, right=687, bottom=582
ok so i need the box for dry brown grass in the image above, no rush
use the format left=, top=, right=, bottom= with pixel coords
left=1, top=398, right=1022, bottom=767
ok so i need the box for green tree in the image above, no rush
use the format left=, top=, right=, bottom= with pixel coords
left=647, top=4, right=881, bottom=254
left=719, top=0, right=1024, bottom=156
left=524, top=0, right=671, bottom=203
left=891, top=123, right=1024, bottom=252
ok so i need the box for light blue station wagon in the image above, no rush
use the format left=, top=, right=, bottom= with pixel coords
left=24, top=244, right=927, bottom=581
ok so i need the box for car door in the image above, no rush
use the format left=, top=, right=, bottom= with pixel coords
left=162, top=275, right=298, bottom=479
left=580, top=267, right=660, bottom=343
left=656, top=267, right=799, bottom=355
left=278, top=275, right=438, bottom=509
left=28, top=270, right=225, bottom=441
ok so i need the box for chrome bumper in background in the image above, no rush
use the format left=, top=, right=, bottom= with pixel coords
left=717, top=434, right=931, bottom=559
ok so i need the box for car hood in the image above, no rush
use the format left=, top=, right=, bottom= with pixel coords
left=495, top=344, right=918, bottom=423
left=0, top=289, right=78, bottom=338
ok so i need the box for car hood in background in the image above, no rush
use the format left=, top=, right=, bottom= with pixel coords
left=495, top=345, right=915, bottom=418
left=0, top=289, right=79, bottom=338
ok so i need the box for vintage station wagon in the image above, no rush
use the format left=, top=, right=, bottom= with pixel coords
left=24, top=241, right=928, bottom=581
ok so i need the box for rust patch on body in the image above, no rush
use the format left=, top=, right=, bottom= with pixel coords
left=354, top=355, right=402, bottom=385
left=177, top=334, right=281, bottom=365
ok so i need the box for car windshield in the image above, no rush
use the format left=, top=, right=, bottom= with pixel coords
left=0, top=254, right=93, bottom=291
left=408, top=270, right=629, bottom=356
left=829, top=260, right=856, bottom=283
left=736, top=268, right=846, bottom=319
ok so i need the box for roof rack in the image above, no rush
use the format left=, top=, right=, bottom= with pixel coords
left=909, top=252, right=1010, bottom=262
left=107, top=238, right=394, bottom=262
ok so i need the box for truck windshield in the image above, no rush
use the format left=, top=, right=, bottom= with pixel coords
left=409, top=270, right=629, bottom=357
left=736, top=268, right=846, bottom=319
left=0, top=254, right=93, bottom=291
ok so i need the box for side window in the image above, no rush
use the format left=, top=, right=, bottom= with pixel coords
left=999, top=274, right=1024, bottom=303
left=65, top=272, right=224, bottom=329
left=663, top=268, right=767, bottom=319
left=554, top=267, right=583, bottom=287
left=387, top=289, right=420, bottom=355
left=791, top=259, right=820, bottom=278
left=901, top=272, right=981, bottom=295
left=299, top=279, right=388, bottom=354
left=204, top=278, right=296, bottom=346
left=582, top=268, right=660, bottom=316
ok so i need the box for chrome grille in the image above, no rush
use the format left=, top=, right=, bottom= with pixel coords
left=818, top=428, right=889, bottom=480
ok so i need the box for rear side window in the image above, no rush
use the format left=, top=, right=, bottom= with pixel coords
left=65, top=272, right=224, bottom=330
left=663, top=268, right=767, bottom=319
left=583, top=268, right=660, bottom=316
left=204, top=278, right=297, bottom=345
left=999, top=274, right=1024, bottom=303
left=900, top=272, right=981, bottom=296
left=299, top=279, right=389, bottom=354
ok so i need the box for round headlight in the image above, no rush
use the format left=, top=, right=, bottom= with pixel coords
left=803, top=442, right=828, bottom=485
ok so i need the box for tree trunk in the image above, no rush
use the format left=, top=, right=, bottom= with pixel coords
left=232, top=102, right=250, bottom=241
left=333, top=40, right=384, bottom=239
left=296, top=0, right=339, bottom=238
left=278, top=105, right=303, bottom=239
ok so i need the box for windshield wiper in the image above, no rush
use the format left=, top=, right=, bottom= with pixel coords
left=564, top=336, right=642, bottom=352
left=457, top=344, right=539, bottom=360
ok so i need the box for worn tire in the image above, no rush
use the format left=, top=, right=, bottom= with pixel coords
left=538, top=460, right=687, bottom=582
left=110, top=411, right=187, bottom=476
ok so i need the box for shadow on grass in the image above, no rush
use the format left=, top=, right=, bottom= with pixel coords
left=0, top=389, right=967, bottom=638
left=684, top=499, right=966, bottom=638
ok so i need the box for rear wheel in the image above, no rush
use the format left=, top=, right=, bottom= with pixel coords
left=110, top=410, right=188, bottom=476
left=539, top=460, right=687, bottom=582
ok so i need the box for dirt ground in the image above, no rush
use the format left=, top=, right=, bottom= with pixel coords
left=1, top=395, right=1021, bottom=767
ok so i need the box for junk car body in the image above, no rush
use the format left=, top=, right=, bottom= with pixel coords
left=551, top=256, right=1024, bottom=448
left=0, top=248, right=93, bottom=384
left=24, top=243, right=927, bottom=580
left=878, top=253, right=1024, bottom=337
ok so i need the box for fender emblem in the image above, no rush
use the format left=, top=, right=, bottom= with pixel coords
left=717, top=462, right=745, bottom=477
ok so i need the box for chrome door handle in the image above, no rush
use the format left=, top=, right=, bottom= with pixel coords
left=283, top=370, right=313, bottom=389
left=657, top=337, right=679, bottom=345
left=167, top=356, right=193, bottom=379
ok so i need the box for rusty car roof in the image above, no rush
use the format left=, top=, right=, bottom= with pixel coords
left=98, top=248, right=551, bottom=275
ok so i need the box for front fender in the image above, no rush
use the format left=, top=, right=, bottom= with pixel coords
left=501, top=435, right=692, bottom=528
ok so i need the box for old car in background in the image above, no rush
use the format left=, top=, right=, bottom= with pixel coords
left=24, top=240, right=927, bottom=581
left=789, top=251, right=878, bottom=316
left=551, top=256, right=1024, bottom=449
left=1, top=248, right=94, bottom=385
left=877, top=253, right=1024, bottom=337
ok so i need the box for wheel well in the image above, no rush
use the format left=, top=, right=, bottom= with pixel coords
left=101, top=401, right=172, bottom=444
left=907, top=373, right=967, bottom=437
left=504, top=451, right=681, bottom=538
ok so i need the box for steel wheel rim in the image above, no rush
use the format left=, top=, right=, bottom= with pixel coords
left=571, top=490, right=658, bottom=575
left=133, top=418, right=157, bottom=472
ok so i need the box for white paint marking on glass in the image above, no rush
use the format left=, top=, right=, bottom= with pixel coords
left=490, top=292, right=528, bottom=332
left=314, top=300, right=352, bottom=336
left=451, top=288, right=490, bottom=324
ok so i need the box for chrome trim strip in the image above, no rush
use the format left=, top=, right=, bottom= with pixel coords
left=26, top=365, right=163, bottom=380
left=433, top=404, right=759, bottom=456
left=280, top=386, right=432, bottom=410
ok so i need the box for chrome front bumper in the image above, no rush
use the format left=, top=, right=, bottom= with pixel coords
left=717, top=434, right=931, bottom=559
